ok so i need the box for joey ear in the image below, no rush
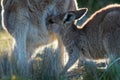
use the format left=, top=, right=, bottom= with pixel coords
left=63, top=12, right=76, bottom=24
left=63, top=8, right=88, bottom=24
left=73, top=8, right=88, bottom=20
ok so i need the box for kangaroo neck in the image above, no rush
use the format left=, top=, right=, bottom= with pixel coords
left=60, top=24, right=83, bottom=48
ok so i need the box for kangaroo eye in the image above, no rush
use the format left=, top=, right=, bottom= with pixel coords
left=48, top=19, right=55, bottom=24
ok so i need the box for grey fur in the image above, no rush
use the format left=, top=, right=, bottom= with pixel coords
left=48, top=4, right=120, bottom=74
left=1, top=0, right=78, bottom=76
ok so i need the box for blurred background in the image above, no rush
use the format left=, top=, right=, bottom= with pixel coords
left=76, top=0, right=120, bottom=25
left=77, top=0, right=120, bottom=15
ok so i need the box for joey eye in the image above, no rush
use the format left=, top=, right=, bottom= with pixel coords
left=48, top=19, right=55, bottom=24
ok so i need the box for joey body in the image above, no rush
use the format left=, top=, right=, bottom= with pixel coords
left=48, top=4, right=120, bottom=74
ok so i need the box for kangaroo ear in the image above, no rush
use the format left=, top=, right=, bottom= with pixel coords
left=63, top=12, right=76, bottom=24
left=73, top=8, right=88, bottom=20
left=63, top=8, right=88, bottom=24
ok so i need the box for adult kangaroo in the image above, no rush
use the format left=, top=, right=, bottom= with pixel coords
left=1, top=0, right=78, bottom=76
left=48, top=4, right=120, bottom=74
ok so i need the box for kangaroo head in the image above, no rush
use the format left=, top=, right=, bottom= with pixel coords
left=47, top=8, right=88, bottom=34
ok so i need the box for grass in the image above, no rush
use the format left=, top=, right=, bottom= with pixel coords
left=78, top=56, right=120, bottom=80
left=1, top=75, right=29, bottom=80
left=100, top=57, right=120, bottom=80
left=0, top=30, right=120, bottom=80
left=0, top=30, right=12, bottom=53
